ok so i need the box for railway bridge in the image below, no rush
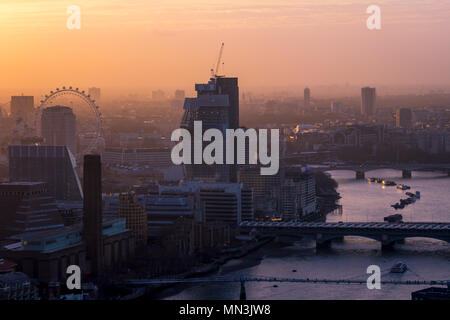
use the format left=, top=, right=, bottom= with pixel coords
left=309, top=163, right=450, bottom=179
left=239, top=221, right=450, bottom=249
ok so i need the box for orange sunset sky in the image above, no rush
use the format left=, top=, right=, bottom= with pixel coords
left=0, top=0, right=449, bottom=97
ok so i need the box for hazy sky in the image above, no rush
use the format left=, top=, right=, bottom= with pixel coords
left=0, top=0, right=449, bottom=95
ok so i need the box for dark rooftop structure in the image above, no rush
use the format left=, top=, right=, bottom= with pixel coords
left=0, top=182, right=64, bottom=238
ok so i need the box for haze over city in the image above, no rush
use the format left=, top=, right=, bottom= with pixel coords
left=0, top=0, right=449, bottom=304
left=1, top=0, right=450, bottom=100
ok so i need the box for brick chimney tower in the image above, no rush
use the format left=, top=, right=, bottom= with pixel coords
left=83, top=154, right=104, bottom=275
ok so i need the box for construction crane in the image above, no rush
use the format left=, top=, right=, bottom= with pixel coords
left=210, top=42, right=224, bottom=79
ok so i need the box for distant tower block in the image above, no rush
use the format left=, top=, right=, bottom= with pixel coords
left=41, top=106, right=77, bottom=155
left=396, top=108, right=412, bottom=128
left=10, top=95, right=34, bottom=122
left=331, top=101, right=342, bottom=113
left=304, top=87, right=310, bottom=110
left=9, top=145, right=82, bottom=201
left=361, top=87, right=376, bottom=116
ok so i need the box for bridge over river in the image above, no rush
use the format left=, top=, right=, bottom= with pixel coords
left=122, top=276, right=450, bottom=287
left=309, top=163, right=450, bottom=179
left=239, top=221, right=450, bottom=249
left=120, top=276, right=450, bottom=300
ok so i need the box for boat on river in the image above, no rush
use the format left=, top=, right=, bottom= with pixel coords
left=391, top=262, right=407, bottom=273
left=382, top=180, right=396, bottom=186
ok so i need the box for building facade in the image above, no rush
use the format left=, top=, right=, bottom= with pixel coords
left=281, top=167, right=317, bottom=221
left=396, top=108, right=413, bottom=128
left=0, top=182, right=64, bottom=238
left=10, top=96, right=34, bottom=121
left=41, top=106, right=77, bottom=155
left=159, top=181, right=253, bottom=225
left=9, top=145, right=83, bottom=201
left=304, top=88, right=311, bottom=110
left=361, top=87, right=376, bottom=116
left=118, top=193, right=148, bottom=247
left=180, top=76, right=239, bottom=182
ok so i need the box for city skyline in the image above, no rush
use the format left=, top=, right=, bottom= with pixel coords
left=0, top=0, right=449, bottom=96
left=0, top=0, right=448, bottom=303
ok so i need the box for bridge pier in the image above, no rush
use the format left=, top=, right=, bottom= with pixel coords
left=316, top=240, right=332, bottom=250
left=402, top=170, right=412, bottom=179
left=380, top=234, right=396, bottom=251
left=332, top=236, right=344, bottom=243
left=381, top=242, right=395, bottom=251
left=315, top=233, right=332, bottom=250
left=355, top=171, right=365, bottom=180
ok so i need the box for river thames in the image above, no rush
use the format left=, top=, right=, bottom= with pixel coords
left=160, top=169, right=450, bottom=300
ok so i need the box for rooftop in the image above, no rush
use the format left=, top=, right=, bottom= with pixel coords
left=0, top=182, right=44, bottom=186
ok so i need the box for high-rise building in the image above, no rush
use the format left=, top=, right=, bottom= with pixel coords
left=239, top=165, right=316, bottom=221
left=331, top=101, right=342, bottom=113
left=238, top=165, right=281, bottom=218
left=159, top=181, right=253, bottom=225
left=83, top=154, right=103, bottom=275
left=361, top=87, right=376, bottom=116
left=181, top=77, right=238, bottom=182
left=41, top=106, right=77, bottom=155
left=9, top=145, right=83, bottom=201
left=0, top=182, right=64, bottom=238
left=215, top=77, right=239, bottom=129
left=281, top=167, right=316, bottom=221
left=240, top=186, right=254, bottom=222
left=304, top=88, right=311, bottom=110
left=118, top=193, right=148, bottom=247
left=396, top=108, right=412, bottom=128
left=88, top=87, right=101, bottom=102
left=10, top=96, right=34, bottom=121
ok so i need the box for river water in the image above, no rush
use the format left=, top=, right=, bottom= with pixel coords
left=160, top=169, right=450, bottom=300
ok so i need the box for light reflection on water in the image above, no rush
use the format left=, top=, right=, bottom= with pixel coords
left=161, top=170, right=449, bottom=300
left=327, top=169, right=450, bottom=223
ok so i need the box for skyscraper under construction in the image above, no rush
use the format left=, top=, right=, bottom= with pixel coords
left=181, top=76, right=239, bottom=182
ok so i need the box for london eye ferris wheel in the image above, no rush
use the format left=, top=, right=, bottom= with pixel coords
left=35, top=86, right=104, bottom=158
